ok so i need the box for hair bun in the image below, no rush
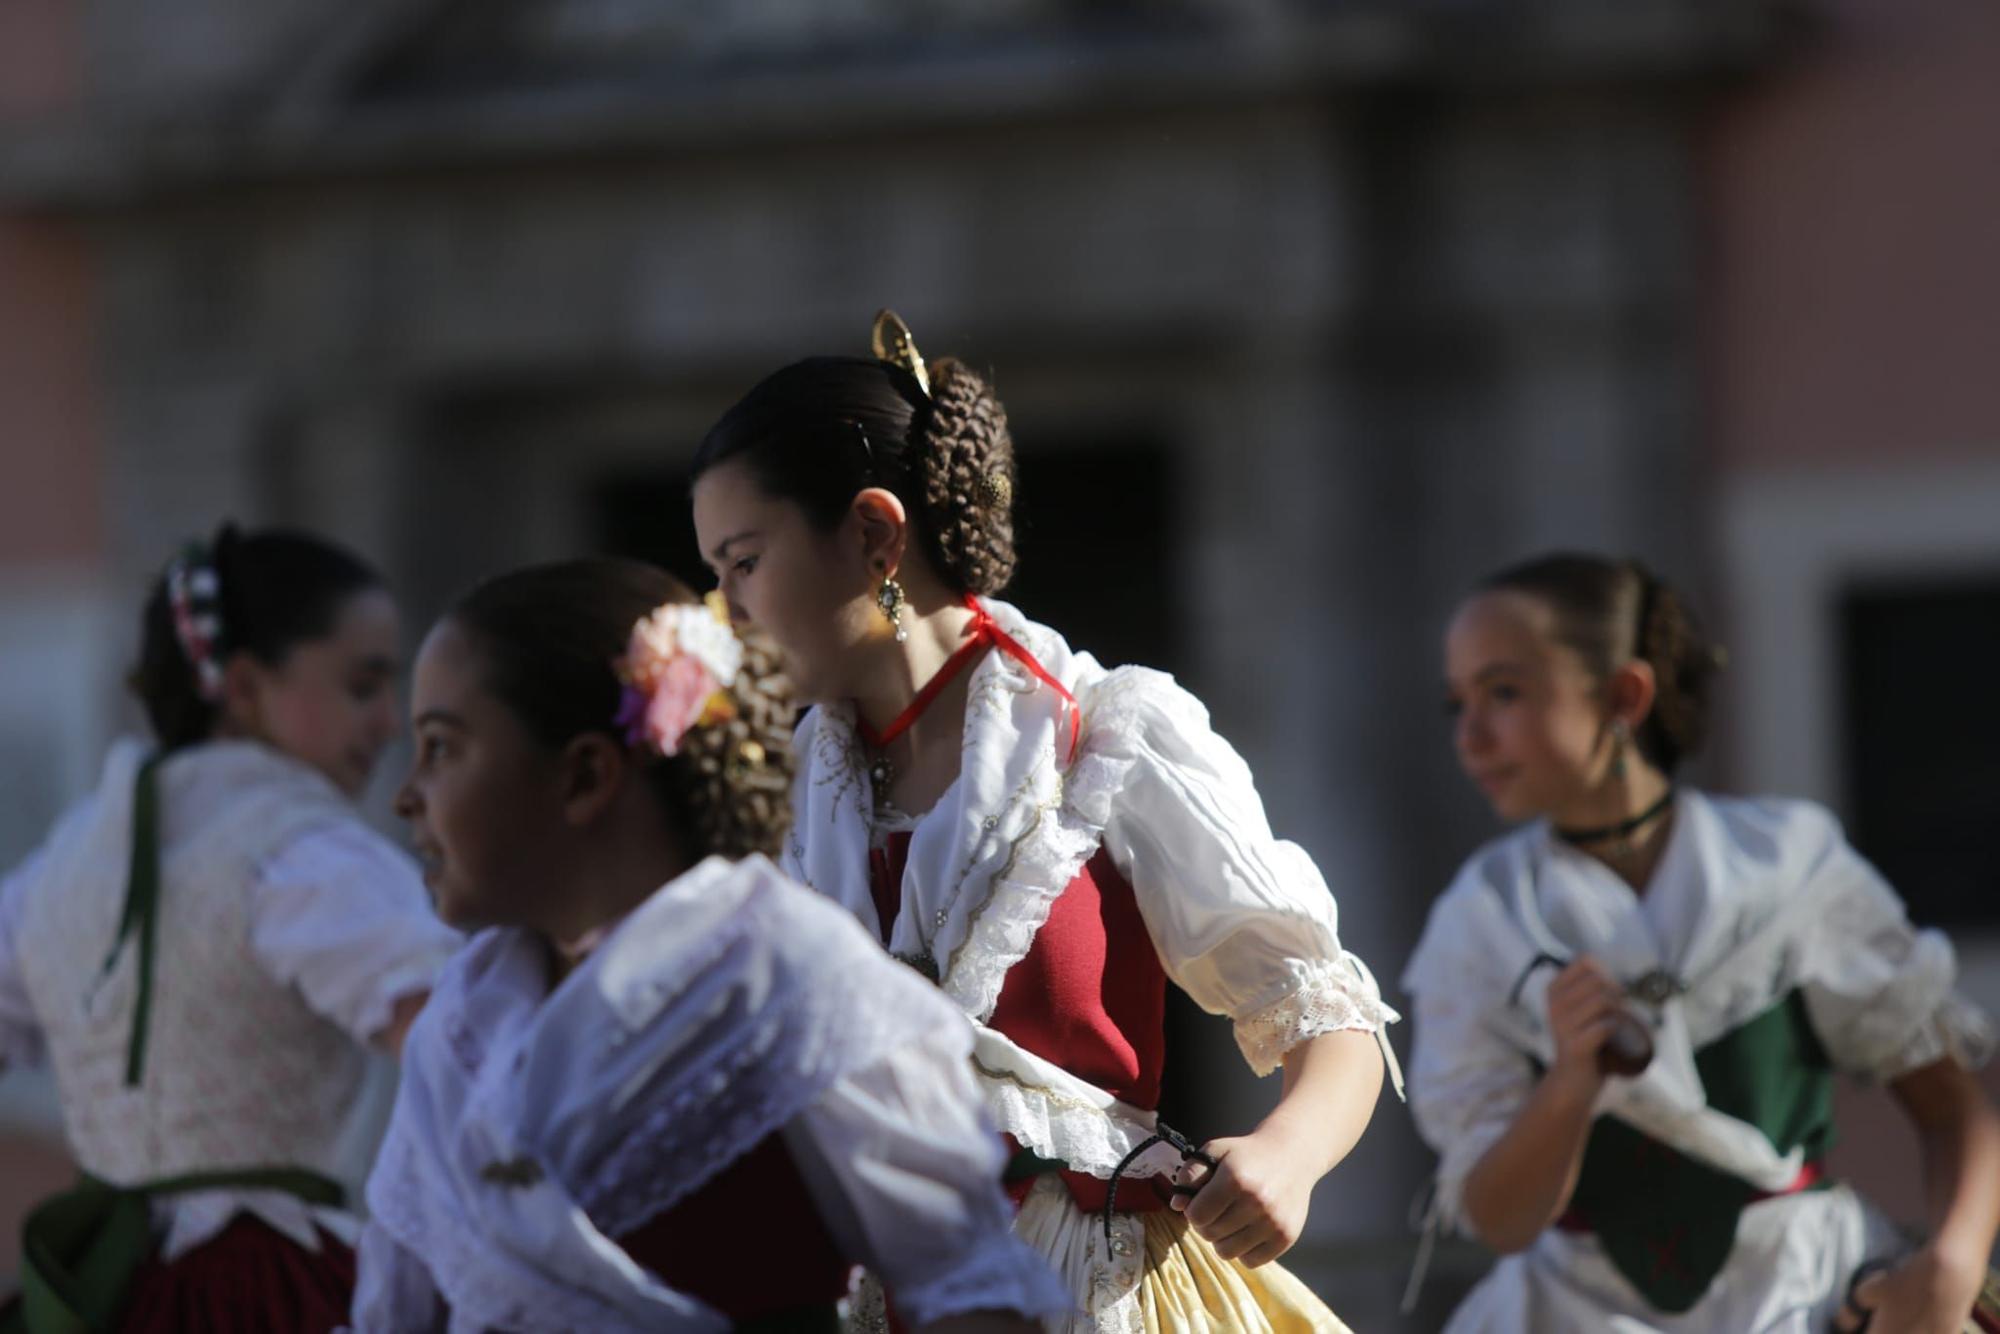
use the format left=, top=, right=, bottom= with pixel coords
left=918, top=356, right=1017, bottom=596
left=1633, top=570, right=1720, bottom=769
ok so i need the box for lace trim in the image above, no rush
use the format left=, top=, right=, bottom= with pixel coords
left=943, top=659, right=1151, bottom=1026
left=972, top=1054, right=1156, bottom=1180
left=1831, top=928, right=1996, bottom=1082
left=583, top=901, right=950, bottom=1237
left=1233, top=954, right=1402, bottom=1078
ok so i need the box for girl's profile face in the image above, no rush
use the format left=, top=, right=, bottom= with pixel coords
left=234, top=588, right=402, bottom=798
left=1443, top=591, right=1615, bottom=823
left=396, top=619, right=571, bottom=930
left=691, top=457, right=882, bottom=704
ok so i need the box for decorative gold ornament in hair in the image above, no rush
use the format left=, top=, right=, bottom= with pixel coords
left=871, top=309, right=931, bottom=398
left=981, top=469, right=1012, bottom=509
left=728, top=737, right=768, bottom=782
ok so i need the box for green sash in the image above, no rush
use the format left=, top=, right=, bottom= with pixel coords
left=2, top=757, right=346, bottom=1333
left=1560, top=989, right=1835, bottom=1312
left=4, top=1167, right=345, bottom=1334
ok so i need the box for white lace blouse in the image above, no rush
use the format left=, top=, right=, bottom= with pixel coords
left=1404, top=789, right=1994, bottom=1235
left=351, top=854, right=1068, bottom=1334
left=785, top=600, right=1398, bottom=1183
left=0, top=739, right=462, bottom=1259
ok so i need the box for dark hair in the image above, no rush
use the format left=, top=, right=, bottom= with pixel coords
left=130, top=523, right=386, bottom=751
left=1479, top=552, right=1722, bottom=774
left=446, top=558, right=795, bottom=861
left=689, top=351, right=1019, bottom=595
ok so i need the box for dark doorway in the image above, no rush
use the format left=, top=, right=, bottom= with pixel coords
left=1839, top=575, right=2000, bottom=928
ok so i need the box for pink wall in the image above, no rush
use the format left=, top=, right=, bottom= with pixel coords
left=1703, top=0, right=2000, bottom=467
left=0, top=218, right=103, bottom=564
left=0, top=0, right=80, bottom=119
left=0, top=1, right=101, bottom=567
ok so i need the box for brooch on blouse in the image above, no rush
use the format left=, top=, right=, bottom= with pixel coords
left=479, top=1156, right=544, bottom=1188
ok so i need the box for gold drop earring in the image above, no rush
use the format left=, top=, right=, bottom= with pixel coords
left=876, top=569, right=908, bottom=644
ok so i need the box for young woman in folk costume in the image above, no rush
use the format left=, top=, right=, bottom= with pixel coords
left=688, top=312, right=1398, bottom=1331
left=0, top=525, right=462, bottom=1333
left=1408, top=552, right=2000, bottom=1333
left=352, top=558, right=1068, bottom=1333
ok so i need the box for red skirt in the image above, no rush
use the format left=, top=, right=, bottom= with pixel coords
left=118, top=1215, right=356, bottom=1333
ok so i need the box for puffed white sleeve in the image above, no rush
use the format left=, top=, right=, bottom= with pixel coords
left=249, top=822, right=463, bottom=1045
left=0, top=842, right=48, bottom=1069
left=1792, top=807, right=1994, bottom=1082
left=780, top=1026, right=1073, bottom=1326
left=1089, top=668, right=1398, bottom=1077
left=1401, top=879, right=1538, bottom=1236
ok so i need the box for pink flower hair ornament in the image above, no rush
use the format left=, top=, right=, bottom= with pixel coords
left=612, top=592, right=744, bottom=758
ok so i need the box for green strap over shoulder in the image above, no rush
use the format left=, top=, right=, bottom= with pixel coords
left=99, top=754, right=164, bottom=1089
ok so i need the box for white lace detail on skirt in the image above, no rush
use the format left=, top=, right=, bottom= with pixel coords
left=1233, top=954, right=1401, bottom=1077
left=1014, top=1175, right=1144, bottom=1334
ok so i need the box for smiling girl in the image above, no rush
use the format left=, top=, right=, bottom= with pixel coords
left=0, top=524, right=461, bottom=1332
left=353, top=558, right=1067, bottom=1333
left=688, top=312, right=1396, bottom=1331
left=1407, top=552, right=2000, bottom=1333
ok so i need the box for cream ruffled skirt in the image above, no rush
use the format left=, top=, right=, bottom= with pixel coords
left=1013, top=1175, right=1351, bottom=1333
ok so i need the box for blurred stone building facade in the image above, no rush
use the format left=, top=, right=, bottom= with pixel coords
left=5, top=0, right=1999, bottom=1323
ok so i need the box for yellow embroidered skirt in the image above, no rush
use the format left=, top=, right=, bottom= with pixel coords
left=1015, top=1175, right=1351, bottom=1334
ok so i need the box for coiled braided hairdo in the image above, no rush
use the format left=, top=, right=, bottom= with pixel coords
left=1479, top=552, right=1722, bottom=775
left=446, top=558, right=796, bottom=861
left=689, top=345, right=1019, bottom=596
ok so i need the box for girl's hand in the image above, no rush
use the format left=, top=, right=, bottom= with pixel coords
left=1835, top=1245, right=1985, bottom=1334
left=1169, top=1127, right=1313, bottom=1268
left=1544, top=956, right=1627, bottom=1086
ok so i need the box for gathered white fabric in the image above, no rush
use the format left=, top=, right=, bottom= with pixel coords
left=0, top=738, right=459, bottom=1260
left=1402, top=790, right=1993, bottom=1330
left=786, top=600, right=1396, bottom=1179
left=353, top=854, right=1069, bottom=1334
left=1013, top=1175, right=1148, bottom=1334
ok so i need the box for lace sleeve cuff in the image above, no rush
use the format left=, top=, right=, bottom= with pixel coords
left=1233, top=954, right=1401, bottom=1078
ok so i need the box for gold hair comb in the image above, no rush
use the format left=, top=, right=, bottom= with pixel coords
left=871, top=309, right=930, bottom=398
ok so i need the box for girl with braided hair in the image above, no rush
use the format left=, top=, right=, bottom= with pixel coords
left=353, top=558, right=1067, bottom=1333
left=0, top=524, right=461, bottom=1332
left=1410, top=552, right=2000, bottom=1332
left=690, top=313, right=1394, bottom=1331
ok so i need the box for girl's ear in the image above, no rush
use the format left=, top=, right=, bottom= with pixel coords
left=215, top=652, right=266, bottom=736
left=1605, top=658, right=1658, bottom=734
left=852, top=487, right=909, bottom=577
left=557, top=733, right=630, bottom=829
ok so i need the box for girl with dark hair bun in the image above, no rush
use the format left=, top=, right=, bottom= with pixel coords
left=690, top=313, right=1395, bottom=1329
left=1407, top=552, right=2000, bottom=1332
left=0, top=523, right=461, bottom=1332
left=353, top=558, right=1066, bottom=1333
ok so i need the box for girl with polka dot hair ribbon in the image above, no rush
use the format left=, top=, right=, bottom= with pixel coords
left=0, top=524, right=462, bottom=1333
left=690, top=312, right=1397, bottom=1331
left=353, top=558, right=1068, bottom=1333
left=1407, top=552, right=2000, bottom=1333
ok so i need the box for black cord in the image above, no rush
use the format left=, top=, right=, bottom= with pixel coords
left=1103, top=1120, right=1215, bottom=1244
